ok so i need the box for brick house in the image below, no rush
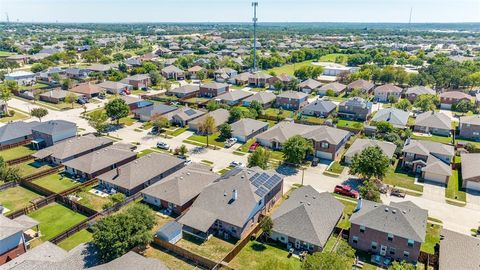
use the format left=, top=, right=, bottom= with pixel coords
left=405, top=86, right=436, bottom=103
left=338, top=97, right=372, bottom=121
left=373, top=84, right=402, bottom=102
left=120, top=74, right=151, bottom=90
left=276, top=91, right=308, bottom=110
left=199, top=82, right=230, bottom=98
left=458, top=115, right=480, bottom=141
left=439, top=91, right=473, bottom=110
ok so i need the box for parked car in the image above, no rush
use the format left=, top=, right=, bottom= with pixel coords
left=156, top=141, right=170, bottom=150
left=334, top=185, right=359, bottom=198
left=77, top=97, right=89, bottom=104
left=184, top=159, right=192, bottom=165
left=248, top=142, right=260, bottom=152
left=224, top=138, right=238, bottom=148
left=390, top=188, right=406, bottom=198
left=230, top=161, right=243, bottom=167
left=149, top=126, right=159, bottom=135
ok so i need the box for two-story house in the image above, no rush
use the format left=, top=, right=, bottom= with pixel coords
left=346, top=79, right=375, bottom=94
left=338, top=97, right=372, bottom=121
left=439, top=91, right=473, bottom=110
left=405, top=86, right=436, bottom=103
left=276, top=91, right=308, bottom=110
left=458, top=115, right=480, bottom=141
left=161, top=65, right=185, bottom=80
left=199, top=82, right=230, bottom=98
left=374, top=84, right=402, bottom=102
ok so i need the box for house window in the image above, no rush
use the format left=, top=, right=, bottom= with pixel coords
left=231, top=228, right=237, bottom=233
left=474, top=132, right=480, bottom=136
left=321, top=142, right=329, bottom=148
left=407, top=239, right=414, bottom=247
left=371, top=241, right=377, bottom=250
left=389, top=247, right=396, bottom=255
left=403, top=251, right=409, bottom=258
left=360, top=225, right=365, bottom=233
left=388, top=233, right=394, bottom=241
left=352, top=236, right=359, bottom=244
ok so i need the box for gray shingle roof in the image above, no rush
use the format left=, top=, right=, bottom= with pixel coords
left=188, top=109, right=229, bottom=127
left=231, top=118, right=268, bottom=137
left=347, top=79, right=374, bottom=91
left=350, top=200, right=428, bottom=242
left=0, top=241, right=69, bottom=270
left=141, top=163, right=218, bottom=206
left=216, top=90, right=253, bottom=102
left=439, top=229, right=480, bottom=270
left=161, top=65, right=184, bottom=74
left=134, top=104, right=177, bottom=118
left=33, top=135, right=113, bottom=160
left=402, top=139, right=454, bottom=158
left=0, top=215, right=26, bottom=241
left=98, top=152, right=183, bottom=190
left=301, top=100, right=337, bottom=114
left=459, top=115, right=480, bottom=126
left=344, top=139, right=396, bottom=161
left=32, top=120, right=77, bottom=135
left=168, top=85, right=199, bottom=95
left=318, top=82, right=346, bottom=93
left=88, top=251, right=169, bottom=270
left=271, top=186, right=344, bottom=247
left=374, top=84, right=402, bottom=93
left=461, top=153, right=480, bottom=182
left=372, top=108, right=410, bottom=128
left=299, top=79, right=322, bottom=90
left=405, top=86, right=435, bottom=96
left=277, top=91, right=308, bottom=100
left=242, top=92, right=276, bottom=104
left=0, top=121, right=40, bottom=143
left=97, top=81, right=131, bottom=90
left=414, top=111, right=451, bottom=130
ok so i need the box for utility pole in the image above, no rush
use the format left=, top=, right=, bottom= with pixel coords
left=252, top=2, right=258, bottom=72
left=5, top=13, right=9, bottom=24
left=408, top=7, right=413, bottom=29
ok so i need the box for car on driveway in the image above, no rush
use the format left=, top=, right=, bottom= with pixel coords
left=230, top=161, right=243, bottom=167
left=156, top=141, right=170, bottom=150
left=248, top=142, right=259, bottom=152
left=334, top=185, right=359, bottom=198
left=224, top=138, right=238, bottom=148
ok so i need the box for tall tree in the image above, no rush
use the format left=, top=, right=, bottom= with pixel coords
left=350, top=146, right=390, bottom=180
left=359, top=180, right=382, bottom=202
left=282, top=135, right=313, bottom=165
left=219, top=123, right=232, bottom=139
left=388, top=261, right=416, bottom=270
left=64, top=92, right=78, bottom=109
left=228, top=107, right=244, bottom=123
left=30, top=107, right=48, bottom=122
left=259, top=216, right=274, bottom=241
left=150, top=114, right=170, bottom=133
left=394, top=99, right=412, bottom=111
left=249, top=100, right=263, bottom=117
left=0, top=157, right=21, bottom=183
left=248, top=147, right=271, bottom=169
left=88, top=110, right=109, bottom=135
left=199, top=115, right=216, bottom=147
left=413, top=94, right=439, bottom=112
left=105, top=98, right=130, bottom=125
left=0, top=84, right=12, bottom=114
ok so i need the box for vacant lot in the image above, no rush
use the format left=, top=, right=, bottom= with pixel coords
left=33, top=172, right=80, bottom=193
left=267, top=60, right=313, bottom=76
left=0, top=186, right=43, bottom=212
left=57, top=229, right=93, bottom=251
left=28, top=203, right=87, bottom=240
left=0, top=145, right=35, bottom=161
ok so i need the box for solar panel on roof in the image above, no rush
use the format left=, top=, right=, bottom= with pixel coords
left=185, top=109, right=196, bottom=116
left=255, top=186, right=268, bottom=197
left=249, top=173, right=260, bottom=183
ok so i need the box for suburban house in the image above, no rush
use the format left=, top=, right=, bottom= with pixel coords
left=187, top=65, right=205, bottom=79
left=31, top=120, right=77, bottom=149
left=39, top=89, right=80, bottom=104
left=458, top=115, right=480, bottom=141
left=298, top=79, right=322, bottom=94
left=371, top=108, right=410, bottom=129
left=216, top=90, right=253, bottom=106
left=230, top=118, right=269, bottom=143
left=120, top=74, right=151, bottom=89
left=70, top=83, right=102, bottom=98
left=4, top=71, right=36, bottom=85
left=133, top=104, right=178, bottom=122
left=401, top=139, right=454, bottom=184
left=32, top=135, right=113, bottom=165
left=199, top=82, right=230, bottom=98
left=317, top=82, right=346, bottom=97
left=5, top=55, right=28, bottom=65
left=344, top=139, right=396, bottom=165
left=168, top=107, right=206, bottom=127
left=97, top=81, right=133, bottom=95
left=270, top=73, right=297, bottom=90
left=214, top=68, right=237, bottom=83
left=374, top=84, right=403, bottom=102
left=346, top=79, right=375, bottom=94
left=64, top=68, right=90, bottom=80
left=98, top=152, right=184, bottom=196
left=86, top=63, right=116, bottom=73
left=161, top=65, right=185, bottom=80
left=248, top=72, right=273, bottom=88
left=37, top=67, right=64, bottom=83
left=413, top=111, right=451, bottom=137
left=168, top=85, right=200, bottom=98
left=439, top=91, right=473, bottom=109
left=0, top=215, right=30, bottom=264
left=0, top=121, right=40, bottom=147
left=301, top=100, right=337, bottom=118
left=188, top=109, right=229, bottom=133
left=405, top=86, right=436, bottom=102
left=349, top=200, right=428, bottom=264
left=276, top=91, right=308, bottom=110
left=230, top=72, right=250, bottom=85
left=178, top=167, right=284, bottom=240
left=242, top=92, right=276, bottom=108
left=120, top=95, right=153, bottom=111
left=270, top=185, right=344, bottom=252
left=63, top=144, right=137, bottom=180
left=338, top=97, right=372, bottom=121
left=318, top=62, right=352, bottom=76
left=142, top=163, right=218, bottom=215
left=256, top=121, right=351, bottom=160
left=460, top=153, right=480, bottom=192
left=439, top=229, right=480, bottom=270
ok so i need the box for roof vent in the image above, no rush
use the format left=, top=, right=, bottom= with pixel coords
left=385, top=207, right=389, bottom=212
left=392, top=209, right=397, bottom=214
left=307, top=202, right=311, bottom=206
left=402, top=210, right=407, bottom=214
left=186, top=172, right=190, bottom=175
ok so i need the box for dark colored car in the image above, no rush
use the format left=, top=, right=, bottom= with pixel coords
left=334, top=185, right=359, bottom=198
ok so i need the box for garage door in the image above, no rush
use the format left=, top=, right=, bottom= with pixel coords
left=466, top=181, right=480, bottom=192
left=440, top=103, right=452, bottom=110
left=424, top=172, right=447, bottom=185
left=316, top=151, right=332, bottom=160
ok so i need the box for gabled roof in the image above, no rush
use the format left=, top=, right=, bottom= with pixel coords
left=168, top=85, right=199, bottom=95
left=231, top=118, right=269, bottom=137
left=372, top=108, right=409, bottom=128
left=243, top=92, right=276, bottom=104
left=271, top=186, right=344, bottom=247
left=421, top=154, right=452, bottom=176
left=89, top=251, right=170, bottom=270
left=347, top=79, right=374, bottom=91
left=340, top=97, right=372, bottom=109
left=374, top=84, right=402, bottom=93
left=32, top=120, right=77, bottom=135
left=461, top=153, right=480, bottom=182
left=134, top=104, right=177, bottom=118
left=170, top=107, right=206, bottom=121
left=0, top=215, right=26, bottom=241
left=161, top=65, right=184, bottom=73
left=345, top=139, right=396, bottom=160
left=33, top=135, right=113, bottom=160
left=216, top=90, right=253, bottom=102
left=440, top=91, right=473, bottom=100
left=141, top=163, right=218, bottom=206
left=350, top=200, right=428, bottom=242
left=405, top=86, right=435, bottom=96
left=402, top=139, right=454, bottom=158
left=318, top=82, right=346, bottom=93
left=70, top=83, right=102, bottom=95
left=249, top=72, right=272, bottom=80
left=439, top=229, right=480, bottom=270
left=189, top=109, right=229, bottom=127
left=414, top=111, right=451, bottom=130
left=0, top=121, right=40, bottom=143
left=39, top=89, right=79, bottom=99
left=277, top=90, right=308, bottom=100
left=201, top=82, right=229, bottom=89
left=301, top=100, right=337, bottom=114
left=275, top=73, right=296, bottom=82
left=299, top=79, right=322, bottom=90
left=187, top=65, right=204, bottom=72
left=459, top=115, right=480, bottom=126
left=97, top=81, right=131, bottom=90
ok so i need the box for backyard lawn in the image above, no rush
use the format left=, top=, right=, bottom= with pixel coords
left=145, top=245, right=201, bottom=270
left=0, top=109, right=29, bottom=123
left=28, top=203, right=87, bottom=240
left=13, top=161, right=53, bottom=177
left=0, top=186, right=43, bottom=212
left=57, top=229, right=93, bottom=251
left=186, top=132, right=225, bottom=148
left=383, top=161, right=424, bottom=193
left=412, top=134, right=452, bottom=145
left=336, top=119, right=363, bottom=130
left=421, top=223, right=441, bottom=254
left=0, top=145, right=35, bottom=161
left=75, top=186, right=111, bottom=211
left=176, top=234, right=235, bottom=261
left=445, top=170, right=466, bottom=202
left=228, top=240, right=301, bottom=270
left=33, top=172, right=80, bottom=193
left=263, top=108, right=294, bottom=119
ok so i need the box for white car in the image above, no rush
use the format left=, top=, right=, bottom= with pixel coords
left=184, top=159, right=192, bottom=165
left=224, top=137, right=238, bottom=148
left=230, top=161, right=243, bottom=167
left=156, top=141, right=170, bottom=150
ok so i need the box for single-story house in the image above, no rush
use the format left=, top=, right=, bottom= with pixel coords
left=39, top=89, right=80, bottom=104
left=242, top=92, right=276, bottom=108
left=405, top=86, right=436, bottom=102
left=168, top=85, right=200, bottom=98
left=344, top=139, right=396, bottom=165
left=64, top=68, right=90, bottom=80
left=98, top=152, right=184, bottom=196
left=413, top=111, right=451, bottom=137
left=270, top=185, right=344, bottom=252
left=460, top=153, right=480, bottom=192
left=230, top=72, right=250, bottom=85
left=97, top=81, right=133, bottom=95
left=70, top=83, right=102, bottom=98
left=31, top=120, right=77, bottom=149
left=63, top=144, right=137, bottom=180
left=230, top=118, right=269, bottom=143
left=168, top=107, right=206, bottom=127
left=301, top=100, right=337, bottom=118
left=298, top=79, right=322, bottom=94
left=371, top=108, right=410, bottom=129
left=215, top=90, right=253, bottom=106
left=317, top=82, right=346, bottom=97
left=374, top=84, right=403, bottom=102
left=0, top=215, right=39, bottom=264
left=439, top=91, right=474, bottom=110
left=0, top=121, right=40, bottom=147
left=142, top=163, right=218, bottom=215
left=346, top=79, right=375, bottom=94
left=120, top=96, right=153, bottom=111
left=188, top=109, right=229, bottom=133
left=133, top=104, right=178, bottom=122
left=4, top=71, right=35, bottom=85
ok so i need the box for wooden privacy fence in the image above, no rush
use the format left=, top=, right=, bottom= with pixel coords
left=56, top=194, right=98, bottom=217
left=221, top=223, right=262, bottom=263
left=0, top=181, right=18, bottom=191
left=7, top=155, right=34, bottom=166
left=21, top=165, right=63, bottom=182
left=49, top=213, right=101, bottom=244
left=0, top=139, right=31, bottom=151
left=6, top=194, right=57, bottom=219
left=20, top=179, right=56, bottom=197
left=59, top=178, right=98, bottom=196
left=418, top=251, right=439, bottom=270
left=100, top=192, right=142, bottom=216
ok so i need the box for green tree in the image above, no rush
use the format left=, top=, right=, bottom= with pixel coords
left=199, top=115, right=216, bottom=147
left=93, top=204, right=156, bottom=262
left=206, top=100, right=220, bottom=111
left=350, top=146, right=390, bottom=180
left=287, top=78, right=300, bottom=90
left=248, top=147, right=271, bottom=170
left=178, top=144, right=188, bottom=157
left=359, top=180, right=382, bottom=202
left=259, top=216, right=274, bottom=241
left=219, top=123, right=232, bottom=139
left=105, top=98, right=130, bottom=125
left=149, top=70, right=162, bottom=86
left=196, top=70, right=206, bottom=82
left=388, top=94, right=399, bottom=104
left=228, top=107, right=244, bottom=123
left=150, top=114, right=170, bottom=133
left=414, top=94, right=439, bottom=112
left=325, top=89, right=336, bottom=97
left=388, top=261, right=416, bottom=270
left=61, top=78, right=74, bottom=90
left=31, top=63, right=46, bottom=73
left=0, top=85, right=12, bottom=114
left=249, top=100, right=263, bottom=117
left=64, top=92, right=78, bottom=109
left=302, top=252, right=351, bottom=270
left=465, top=143, right=477, bottom=153
left=273, top=80, right=284, bottom=91
left=88, top=109, right=109, bottom=134
left=0, top=157, right=21, bottom=183
left=374, top=120, right=394, bottom=133
left=30, top=107, right=48, bottom=122
left=282, top=135, right=313, bottom=165
left=394, top=99, right=412, bottom=111
left=453, top=99, right=473, bottom=114
left=4, top=80, right=19, bottom=94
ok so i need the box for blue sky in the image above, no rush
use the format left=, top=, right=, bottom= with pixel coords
left=1, top=0, right=479, bottom=23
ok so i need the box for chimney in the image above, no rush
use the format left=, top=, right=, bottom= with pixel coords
left=353, top=198, right=362, bottom=213
left=232, top=189, right=238, bottom=201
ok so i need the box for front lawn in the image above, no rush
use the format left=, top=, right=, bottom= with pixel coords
left=176, top=234, right=235, bottom=261
left=12, top=161, right=53, bottom=177
left=118, top=116, right=138, bottom=126
left=165, top=127, right=188, bottom=137
left=228, top=240, right=302, bottom=270
left=456, top=139, right=480, bottom=149
left=186, top=132, right=225, bottom=148
left=336, top=119, right=363, bottom=130
left=383, top=161, right=423, bottom=192
left=0, top=145, right=35, bottom=161
left=0, top=109, right=29, bottom=123
left=412, top=134, right=452, bottom=145
left=28, top=203, right=87, bottom=240
left=239, top=138, right=256, bottom=153
left=57, top=229, right=93, bottom=251
left=420, top=223, right=441, bottom=254
left=0, top=186, right=43, bottom=212
left=327, top=161, right=345, bottom=174
left=336, top=199, right=356, bottom=230
left=33, top=172, right=80, bottom=193
left=445, top=170, right=466, bottom=202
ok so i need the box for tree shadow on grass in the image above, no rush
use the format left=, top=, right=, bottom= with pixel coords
left=251, top=242, right=267, bottom=252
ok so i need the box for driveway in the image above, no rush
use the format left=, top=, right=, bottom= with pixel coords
left=421, top=182, right=446, bottom=203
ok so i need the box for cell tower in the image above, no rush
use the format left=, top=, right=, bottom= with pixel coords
left=5, top=13, right=9, bottom=23
left=408, top=7, right=413, bottom=27
left=252, top=2, right=258, bottom=72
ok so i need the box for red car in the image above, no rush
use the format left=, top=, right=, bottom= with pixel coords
left=249, top=142, right=260, bottom=152
left=334, top=185, right=359, bottom=198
